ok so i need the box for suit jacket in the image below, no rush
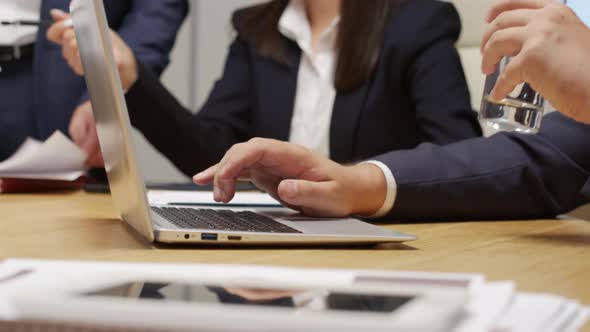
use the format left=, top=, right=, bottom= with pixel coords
left=33, top=0, right=188, bottom=140
left=375, top=112, right=590, bottom=221
left=126, top=0, right=482, bottom=176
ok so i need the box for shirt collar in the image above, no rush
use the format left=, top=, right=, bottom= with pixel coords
left=278, top=0, right=340, bottom=53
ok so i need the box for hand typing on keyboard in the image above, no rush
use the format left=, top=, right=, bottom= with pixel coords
left=193, top=138, right=387, bottom=218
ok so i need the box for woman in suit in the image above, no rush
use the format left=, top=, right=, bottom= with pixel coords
left=55, top=0, right=481, bottom=176
left=193, top=0, right=590, bottom=221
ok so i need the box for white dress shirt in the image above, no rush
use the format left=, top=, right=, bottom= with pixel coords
left=0, top=0, right=42, bottom=46
left=278, top=0, right=397, bottom=217
left=279, top=0, right=339, bottom=157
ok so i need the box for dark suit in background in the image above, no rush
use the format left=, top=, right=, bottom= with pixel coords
left=125, top=0, right=482, bottom=176
left=374, top=112, right=590, bottom=220
left=0, top=0, right=188, bottom=161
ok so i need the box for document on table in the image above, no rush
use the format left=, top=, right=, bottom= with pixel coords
left=0, top=259, right=587, bottom=331
left=0, top=259, right=481, bottom=321
left=148, top=190, right=282, bottom=207
left=453, top=282, right=515, bottom=332
left=0, top=266, right=35, bottom=320
left=0, top=131, right=87, bottom=181
left=495, top=293, right=590, bottom=332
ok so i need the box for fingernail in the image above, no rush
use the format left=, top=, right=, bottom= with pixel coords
left=214, top=187, right=224, bottom=202
left=220, top=182, right=232, bottom=200
left=282, top=181, right=298, bottom=199
left=50, top=9, right=66, bottom=16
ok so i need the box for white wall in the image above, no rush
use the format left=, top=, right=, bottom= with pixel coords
left=192, top=0, right=262, bottom=107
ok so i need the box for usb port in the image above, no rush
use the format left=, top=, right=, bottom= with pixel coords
left=227, top=236, right=242, bottom=241
left=201, top=233, right=218, bottom=241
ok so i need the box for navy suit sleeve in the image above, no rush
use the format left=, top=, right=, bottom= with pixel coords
left=126, top=36, right=253, bottom=176
left=116, top=0, right=188, bottom=75
left=78, top=1, right=188, bottom=106
left=400, top=1, right=481, bottom=144
left=374, top=113, right=590, bottom=221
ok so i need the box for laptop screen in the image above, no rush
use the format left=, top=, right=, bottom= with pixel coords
left=71, top=0, right=155, bottom=242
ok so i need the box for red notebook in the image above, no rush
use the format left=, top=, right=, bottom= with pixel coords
left=0, top=177, right=86, bottom=193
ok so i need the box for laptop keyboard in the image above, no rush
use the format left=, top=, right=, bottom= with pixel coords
left=151, top=207, right=301, bottom=234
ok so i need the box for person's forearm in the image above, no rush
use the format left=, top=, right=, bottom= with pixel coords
left=125, top=64, right=241, bottom=175
left=374, top=113, right=590, bottom=220
left=116, top=0, right=189, bottom=75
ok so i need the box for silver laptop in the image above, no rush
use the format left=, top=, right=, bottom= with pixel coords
left=70, top=0, right=416, bottom=245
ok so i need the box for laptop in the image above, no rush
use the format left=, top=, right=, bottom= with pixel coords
left=70, top=0, right=416, bottom=245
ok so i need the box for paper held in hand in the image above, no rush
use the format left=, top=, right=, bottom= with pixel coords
left=0, top=131, right=87, bottom=181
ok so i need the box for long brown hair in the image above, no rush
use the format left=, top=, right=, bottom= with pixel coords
left=237, top=0, right=400, bottom=91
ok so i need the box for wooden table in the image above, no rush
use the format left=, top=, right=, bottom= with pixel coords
left=2, top=191, right=589, bottom=330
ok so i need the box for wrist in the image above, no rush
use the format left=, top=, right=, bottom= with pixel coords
left=348, top=163, right=387, bottom=216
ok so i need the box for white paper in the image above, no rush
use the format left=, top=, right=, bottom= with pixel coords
left=1, top=260, right=587, bottom=332
left=0, top=259, right=482, bottom=324
left=355, top=270, right=485, bottom=290
left=148, top=190, right=281, bottom=207
left=0, top=131, right=87, bottom=181
left=0, top=265, right=36, bottom=320
left=494, top=293, right=589, bottom=332
left=565, top=307, right=590, bottom=332
left=453, top=282, right=515, bottom=332
left=0, top=259, right=358, bottom=297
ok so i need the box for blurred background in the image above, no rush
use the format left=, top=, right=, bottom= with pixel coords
left=139, top=0, right=490, bottom=183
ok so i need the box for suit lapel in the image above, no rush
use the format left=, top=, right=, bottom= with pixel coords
left=260, top=39, right=301, bottom=142
left=262, top=37, right=371, bottom=161
left=330, top=83, right=370, bottom=163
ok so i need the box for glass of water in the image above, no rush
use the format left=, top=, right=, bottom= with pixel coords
left=479, top=57, right=545, bottom=134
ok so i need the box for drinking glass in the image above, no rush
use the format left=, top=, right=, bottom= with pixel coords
left=479, top=57, right=545, bottom=134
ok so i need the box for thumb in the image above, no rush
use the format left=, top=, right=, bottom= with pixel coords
left=277, top=180, right=350, bottom=217
left=69, top=102, right=91, bottom=147
left=69, top=117, right=86, bottom=147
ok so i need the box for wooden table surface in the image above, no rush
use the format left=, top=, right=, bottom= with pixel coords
left=1, top=191, right=589, bottom=330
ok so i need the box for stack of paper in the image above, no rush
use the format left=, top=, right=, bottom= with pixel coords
left=0, top=259, right=587, bottom=331
left=0, top=132, right=88, bottom=192
left=457, top=286, right=589, bottom=332
left=495, top=293, right=589, bottom=332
